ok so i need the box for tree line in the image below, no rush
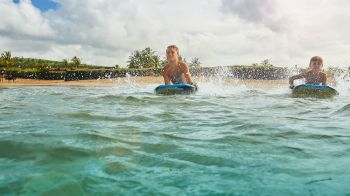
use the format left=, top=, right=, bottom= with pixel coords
left=127, top=47, right=201, bottom=69
left=0, top=47, right=202, bottom=71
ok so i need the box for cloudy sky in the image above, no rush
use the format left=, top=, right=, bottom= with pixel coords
left=1, top=0, right=350, bottom=67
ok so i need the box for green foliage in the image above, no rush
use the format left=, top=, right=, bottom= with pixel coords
left=251, top=59, right=273, bottom=67
left=234, top=65, right=278, bottom=69
left=189, top=57, right=201, bottom=68
left=23, top=68, right=45, bottom=73
left=70, top=56, right=81, bottom=68
left=326, top=66, right=346, bottom=78
left=5, top=67, right=20, bottom=73
left=6, top=68, right=45, bottom=75
left=0, top=52, right=100, bottom=71
left=178, top=56, right=187, bottom=63
left=0, top=59, right=5, bottom=68
left=5, top=57, right=63, bottom=69
left=62, top=59, right=69, bottom=68
left=260, top=59, right=273, bottom=66
left=1, top=51, right=12, bottom=67
left=1, top=51, right=11, bottom=61
left=160, top=58, right=168, bottom=66
left=127, top=47, right=161, bottom=69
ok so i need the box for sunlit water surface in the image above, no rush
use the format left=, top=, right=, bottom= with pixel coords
left=1, top=78, right=350, bottom=195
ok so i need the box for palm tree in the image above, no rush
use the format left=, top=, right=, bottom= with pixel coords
left=261, top=59, right=272, bottom=67
left=127, top=47, right=161, bottom=68
left=1, top=51, right=11, bottom=61
left=1, top=51, right=12, bottom=67
left=71, top=56, right=81, bottom=69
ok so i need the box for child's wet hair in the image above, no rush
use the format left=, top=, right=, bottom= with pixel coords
left=166, top=45, right=179, bottom=54
left=309, top=56, right=323, bottom=66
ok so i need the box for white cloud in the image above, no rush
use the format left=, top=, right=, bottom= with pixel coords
left=0, top=0, right=350, bottom=67
left=0, top=0, right=55, bottom=39
left=221, top=0, right=289, bottom=32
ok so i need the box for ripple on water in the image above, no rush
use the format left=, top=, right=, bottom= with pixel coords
left=1, top=85, right=350, bottom=195
left=21, top=173, right=85, bottom=195
left=0, top=139, right=94, bottom=162
left=334, top=104, right=350, bottom=117
left=60, top=112, right=153, bottom=123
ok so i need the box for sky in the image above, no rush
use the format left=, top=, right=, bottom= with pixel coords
left=1, top=0, right=350, bottom=67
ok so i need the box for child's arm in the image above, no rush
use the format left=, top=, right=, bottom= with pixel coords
left=162, top=66, right=171, bottom=84
left=181, top=63, right=193, bottom=84
left=163, top=74, right=171, bottom=84
left=321, top=72, right=327, bottom=85
left=289, top=74, right=304, bottom=88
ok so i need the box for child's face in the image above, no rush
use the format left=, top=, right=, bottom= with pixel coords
left=166, top=48, right=179, bottom=62
left=310, top=60, right=323, bottom=71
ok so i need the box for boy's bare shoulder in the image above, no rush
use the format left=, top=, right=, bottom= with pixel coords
left=320, top=72, right=327, bottom=77
left=179, top=61, right=189, bottom=69
left=179, top=61, right=188, bottom=65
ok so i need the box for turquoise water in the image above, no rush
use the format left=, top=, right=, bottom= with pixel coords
left=1, top=80, right=350, bottom=195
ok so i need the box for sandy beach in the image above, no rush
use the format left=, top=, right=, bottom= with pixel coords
left=0, top=76, right=291, bottom=89
left=0, top=77, right=164, bottom=87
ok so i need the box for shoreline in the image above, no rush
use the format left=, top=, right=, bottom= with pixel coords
left=0, top=76, right=290, bottom=88
left=0, top=77, right=164, bottom=87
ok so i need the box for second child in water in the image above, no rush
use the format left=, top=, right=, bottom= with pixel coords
left=162, top=45, right=196, bottom=87
left=289, top=56, right=327, bottom=89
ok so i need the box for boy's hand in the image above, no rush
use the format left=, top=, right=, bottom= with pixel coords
left=191, top=82, right=198, bottom=90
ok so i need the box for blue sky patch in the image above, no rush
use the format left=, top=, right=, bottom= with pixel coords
left=13, top=0, right=59, bottom=12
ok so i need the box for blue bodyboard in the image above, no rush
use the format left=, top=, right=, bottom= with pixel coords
left=155, top=83, right=197, bottom=95
left=292, top=84, right=338, bottom=98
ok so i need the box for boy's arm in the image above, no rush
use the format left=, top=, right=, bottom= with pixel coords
left=289, top=74, right=304, bottom=88
left=162, top=67, right=171, bottom=84
left=163, top=75, right=171, bottom=84
left=182, top=63, right=193, bottom=84
left=321, top=72, right=327, bottom=85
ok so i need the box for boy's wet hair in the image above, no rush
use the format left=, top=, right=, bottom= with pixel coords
left=166, top=45, right=179, bottom=54
left=308, top=56, right=323, bottom=69
left=309, top=56, right=323, bottom=65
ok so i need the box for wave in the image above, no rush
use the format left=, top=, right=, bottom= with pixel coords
left=0, top=139, right=94, bottom=162
left=60, top=112, right=153, bottom=122
left=333, top=104, right=350, bottom=116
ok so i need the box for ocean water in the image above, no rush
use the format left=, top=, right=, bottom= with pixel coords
left=1, top=78, right=350, bottom=196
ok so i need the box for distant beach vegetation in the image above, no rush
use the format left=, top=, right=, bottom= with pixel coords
left=1, top=49, right=344, bottom=81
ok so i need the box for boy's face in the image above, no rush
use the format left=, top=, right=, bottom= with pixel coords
left=310, top=60, right=323, bottom=71
left=166, top=48, right=179, bottom=62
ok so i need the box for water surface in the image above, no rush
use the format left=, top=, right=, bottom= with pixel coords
left=1, top=80, right=350, bottom=195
